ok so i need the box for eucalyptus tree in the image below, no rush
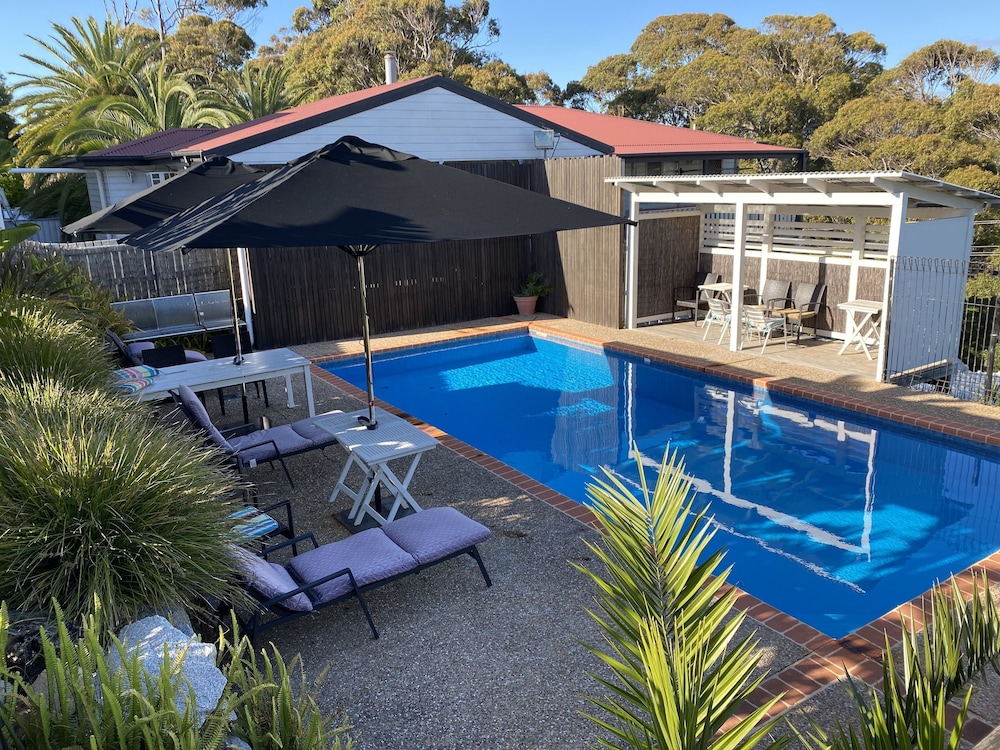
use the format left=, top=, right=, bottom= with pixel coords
left=580, top=13, right=884, bottom=149
left=163, top=13, right=255, bottom=84
left=280, top=0, right=508, bottom=98
left=884, top=40, right=1000, bottom=102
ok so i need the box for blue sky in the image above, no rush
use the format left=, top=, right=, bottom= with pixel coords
left=2, top=0, right=998, bottom=88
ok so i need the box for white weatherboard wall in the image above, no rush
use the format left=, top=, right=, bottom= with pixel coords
left=229, top=88, right=603, bottom=164
left=886, top=217, right=970, bottom=375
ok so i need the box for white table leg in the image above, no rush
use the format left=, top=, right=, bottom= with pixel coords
left=284, top=374, right=296, bottom=408
left=303, top=365, right=315, bottom=416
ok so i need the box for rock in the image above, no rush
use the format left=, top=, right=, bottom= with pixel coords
left=113, top=616, right=227, bottom=728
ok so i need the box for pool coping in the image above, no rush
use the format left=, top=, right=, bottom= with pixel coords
left=307, top=318, right=1000, bottom=740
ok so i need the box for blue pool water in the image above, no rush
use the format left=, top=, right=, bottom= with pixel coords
left=322, top=332, right=1000, bottom=637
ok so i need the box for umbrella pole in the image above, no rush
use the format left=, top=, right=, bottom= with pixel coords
left=356, top=254, right=378, bottom=429
left=227, top=248, right=244, bottom=365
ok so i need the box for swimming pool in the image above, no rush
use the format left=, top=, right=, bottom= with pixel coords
left=322, top=332, right=1000, bottom=638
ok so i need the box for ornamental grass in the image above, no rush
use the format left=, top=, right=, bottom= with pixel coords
left=0, top=295, right=114, bottom=390
left=0, top=378, right=247, bottom=630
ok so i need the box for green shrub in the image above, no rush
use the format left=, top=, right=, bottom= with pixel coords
left=795, top=573, right=1000, bottom=748
left=0, top=604, right=354, bottom=750
left=224, top=629, right=354, bottom=750
left=0, top=379, right=247, bottom=629
left=0, top=296, right=114, bottom=389
left=0, top=244, right=128, bottom=333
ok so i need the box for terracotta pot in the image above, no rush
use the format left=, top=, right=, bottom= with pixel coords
left=514, top=295, right=538, bottom=315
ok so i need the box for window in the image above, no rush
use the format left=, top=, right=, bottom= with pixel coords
left=146, top=171, right=176, bottom=187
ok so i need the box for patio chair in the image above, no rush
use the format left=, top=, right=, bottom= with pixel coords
left=746, top=279, right=792, bottom=313
left=673, top=271, right=721, bottom=323
left=233, top=506, right=492, bottom=644
left=702, top=296, right=733, bottom=344
left=743, top=306, right=786, bottom=353
left=171, top=384, right=342, bottom=488
left=776, top=283, right=828, bottom=344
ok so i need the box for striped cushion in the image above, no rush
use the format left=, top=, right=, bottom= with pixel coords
left=114, top=365, right=159, bottom=380
left=114, top=378, right=152, bottom=394
left=230, top=507, right=279, bottom=539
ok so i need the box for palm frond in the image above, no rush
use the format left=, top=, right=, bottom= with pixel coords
left=576, top=446, right=788, bottom=749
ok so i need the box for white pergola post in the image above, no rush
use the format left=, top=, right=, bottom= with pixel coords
left=879, top=195, right=908, bottom=379
left=624, top=192, right=641, bottom=329
left=728, top=202, right=749, bottom=351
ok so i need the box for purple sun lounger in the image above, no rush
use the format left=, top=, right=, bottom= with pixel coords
left=234, top=506, right=492, bottom=643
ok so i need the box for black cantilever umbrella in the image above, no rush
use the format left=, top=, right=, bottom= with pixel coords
left=64, top=155, right=275, bottom=363
left=124, top=136, right=627, bottom=428
left=63, top=155, right=272, bottom=236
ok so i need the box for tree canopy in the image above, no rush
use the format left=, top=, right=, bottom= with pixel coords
left=3, top=7, right=1000, bottom=224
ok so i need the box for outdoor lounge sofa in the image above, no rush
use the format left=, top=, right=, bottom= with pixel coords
left=172, top=383, right=341, bottom=487
left=234, top=506, right=493, bottom=643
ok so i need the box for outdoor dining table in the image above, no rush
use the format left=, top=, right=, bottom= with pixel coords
left=314, top=408, right=439, bottom=527
left=837, top=299, right=884, bottom=360
left=697, top=281, right=750, bottom=303
left=136, top=347, right=316, bottom=422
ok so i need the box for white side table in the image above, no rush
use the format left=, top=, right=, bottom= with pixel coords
left=315, top=408, right=439, bottom=527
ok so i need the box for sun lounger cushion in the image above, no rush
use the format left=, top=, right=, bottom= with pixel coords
left=234, top=549, right=313, bottom=612
left=176, top=384, right=231, bottom=449
left=229, top=425, right=313, bottom=463
left=287, top=528, right=418, bottom=604
left=382, top=507, right=491, bottom=565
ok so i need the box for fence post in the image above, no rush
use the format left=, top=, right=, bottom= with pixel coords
left=986, top=297, right=999, bottom=404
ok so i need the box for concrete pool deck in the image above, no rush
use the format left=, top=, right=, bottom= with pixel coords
left=233, top=315, right=1000, bottom=748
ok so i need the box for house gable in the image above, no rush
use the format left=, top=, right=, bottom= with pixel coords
left=225, top=87, right=605, bottom=164
left=178, top=76, right=612, bottom=161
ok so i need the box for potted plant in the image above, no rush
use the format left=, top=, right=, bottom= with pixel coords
left=513, top=271, right=552, bottom=315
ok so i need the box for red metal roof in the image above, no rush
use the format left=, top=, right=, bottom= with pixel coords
left=181, top=77, right=434, bottom=155
left=84, top=128, right=219, bottom=158
left=517, top=105, right=803, bottom=157
left=78, top=77, right=803, bottom=162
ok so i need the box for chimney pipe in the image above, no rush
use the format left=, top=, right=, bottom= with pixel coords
left=384, top=52, right=398, bottom=84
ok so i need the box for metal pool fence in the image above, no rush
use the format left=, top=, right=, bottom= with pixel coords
left=886, top=252, right=1000, bottom=405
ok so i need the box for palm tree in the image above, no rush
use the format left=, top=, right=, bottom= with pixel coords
left=213, top=61, right=309, bottom=123
left=576, top=448, right=789, bottom=749
left=10, top=17, right=158, bottom=221
left=65, top=60, right=233, bottom=148
left=12, top=17, right=157, bottom=166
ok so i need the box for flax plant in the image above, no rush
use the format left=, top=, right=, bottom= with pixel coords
left=576, top=448, right=788, bottom=750
left=0, top=604, right=354, bottom=749
left=795, top=573, right=1000, bottom=749
left=0, top=378, right=246, bottom=629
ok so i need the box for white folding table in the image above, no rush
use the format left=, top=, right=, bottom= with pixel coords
left=314, top=408, right=439, bottom=527
left=136, top=348, right=316, bottom=417
left=837, top=300, right=884, bottom=360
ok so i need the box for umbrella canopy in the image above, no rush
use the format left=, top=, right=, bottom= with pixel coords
left=63, top=156, right=272, bottom=236
left=124, top=135, right=627, bottom=427
left=65, top=155, right=275, bottom=365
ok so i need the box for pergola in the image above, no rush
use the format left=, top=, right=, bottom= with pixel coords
left=608, top=171, right=1000, bottom=381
